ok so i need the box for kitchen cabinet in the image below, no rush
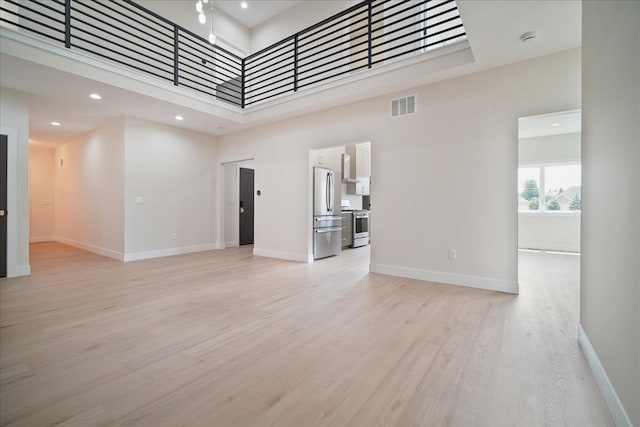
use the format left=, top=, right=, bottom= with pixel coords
left=355, top=145, right=370, bottom=178
left=341, top=212, right=353, bottom=248
left=313, top=146, right=344, bottom=174
left=345, top=144, right=370, bottom=196
left=347, top=177, right=369, bottom=196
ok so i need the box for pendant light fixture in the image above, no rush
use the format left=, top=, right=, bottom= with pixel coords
left=196, top=0, right=206, bottom=24
left=208, top=0, right=216, bottom=44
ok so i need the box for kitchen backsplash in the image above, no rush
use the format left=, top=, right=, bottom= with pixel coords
left=341, top=184, right=363, bottom=209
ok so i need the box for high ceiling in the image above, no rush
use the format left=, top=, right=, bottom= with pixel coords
left=0, top=0, right=582, bottom=147
left=215, top=0, right=302, bottom=29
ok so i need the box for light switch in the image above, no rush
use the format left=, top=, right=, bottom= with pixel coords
left=135, top=196, right=143, bottom=204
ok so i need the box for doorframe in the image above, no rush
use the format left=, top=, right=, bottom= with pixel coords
left=238, top=167, right=255, bottom=246
left=1, top=127, right=20, bottom=277
left=307, top=141, right=372, bottom=262
left=221, top=158, right=255, bottom=248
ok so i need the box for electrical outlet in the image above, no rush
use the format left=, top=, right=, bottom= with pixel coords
left=171, top=233, right=177, bottom=240
left=135, top=196, right=143, bottom=204
left=448, top=249, right=457, bottom=260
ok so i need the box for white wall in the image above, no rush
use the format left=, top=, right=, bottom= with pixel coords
left=518, top=212, right=580, bottom=252
left=138, top=0, right=250, bottom=55
left=123, top=117, right=220, bottom=260
left=217, top=49, right=581, bottom=293
left=580, top=1, right=640, bottom=425
left=250, top=1, right=349, bottom=53
left=54, top=117, right=125, bottom=259
left=28, top=145, right=54, bottom=242
left=519, top=132, right=581, bottom=166
left=0, top=87, right=30, bottom=276
left=50, top=116, right=220, bottom=261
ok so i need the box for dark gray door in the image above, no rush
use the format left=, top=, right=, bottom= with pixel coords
left=239, top=168, right=254, bottom=246
left=1, top=134, right=7, bottom=277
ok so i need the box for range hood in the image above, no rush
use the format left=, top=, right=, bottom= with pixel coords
left=341, top=153, right=357, bottom=183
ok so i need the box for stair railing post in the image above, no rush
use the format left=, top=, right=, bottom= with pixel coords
left=173, top=25, right=179, bottom=86
left=64, top=0, right=71, bottom=48
left=367, top=0, right=372, bottom=68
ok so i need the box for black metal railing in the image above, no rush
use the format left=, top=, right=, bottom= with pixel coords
left=0, top=0, right=243, bottom=106
left=244, top=0, right=466, bottom=106
left=0, top=0, right=466, bottom=109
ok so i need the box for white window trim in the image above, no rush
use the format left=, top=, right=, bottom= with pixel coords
left=518, top=162, right=581, bottom=214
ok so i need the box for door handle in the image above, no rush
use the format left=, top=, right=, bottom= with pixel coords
left=0, top=210, right=5, bottom=216
left=240, top=207, right=245, bottom=214
left=315, top=216, right=341, bottom=221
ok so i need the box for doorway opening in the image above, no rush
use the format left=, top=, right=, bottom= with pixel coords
left=308, top=142, right=371, bottom=264
left=1, top=134, right=7, bottom=277
left=517, top=110, right=581, bottom=310
left=222, top=159, right=255, bottom=248
left=239, top=167, right=254, bottom=245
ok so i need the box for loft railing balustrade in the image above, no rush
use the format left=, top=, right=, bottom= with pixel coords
left=0, top=0, right=466, bottom=109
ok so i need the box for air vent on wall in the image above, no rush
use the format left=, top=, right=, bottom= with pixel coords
left=390, top=95, right=416, bottom=118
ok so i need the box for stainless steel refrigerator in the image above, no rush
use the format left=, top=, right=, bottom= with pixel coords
left=313, top=167, right=341, bottom=259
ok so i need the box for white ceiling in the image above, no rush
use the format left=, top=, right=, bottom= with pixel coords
left=0, top=0, right=582, bottom=147
left=214, top=1, right=301, bottom=29
left=0, top=55, right=242, bottom=146
left=519, top=110, right=582, bottom=139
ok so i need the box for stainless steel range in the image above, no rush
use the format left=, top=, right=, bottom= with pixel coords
left=352, top=210, right=369, bottom=247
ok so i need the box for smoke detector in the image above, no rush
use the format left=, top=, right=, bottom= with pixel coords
left=520, top=31, right=537, bottom=42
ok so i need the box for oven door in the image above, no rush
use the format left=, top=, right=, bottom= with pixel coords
left=353, top=213, right=369, bottom=247
left=354, top=214, right=369, bottom=237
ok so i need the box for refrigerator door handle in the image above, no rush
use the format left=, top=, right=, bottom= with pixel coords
left=328, top=172, right=332, bottom=211
left=326, top=173, right=330, bottom=211
left=315, top=227, right=341, bottom=233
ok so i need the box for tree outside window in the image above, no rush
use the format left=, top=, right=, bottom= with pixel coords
left=518, top=164, right=581, bottom=212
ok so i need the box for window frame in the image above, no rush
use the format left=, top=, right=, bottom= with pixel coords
left=518, top=161, right=581, bottom=214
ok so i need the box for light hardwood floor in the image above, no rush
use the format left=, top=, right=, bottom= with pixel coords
left=1, top=243, right=612, bottom=426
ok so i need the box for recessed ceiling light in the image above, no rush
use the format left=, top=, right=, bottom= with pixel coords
left=50, top=121, right=61, bottom=126
left=551, top=122, right=560, bottom=127
left=89, top=93, right=102, bottom=100
left=175, top=115, right=184, bottom=121
left=240, top=1, right=248, bottom=9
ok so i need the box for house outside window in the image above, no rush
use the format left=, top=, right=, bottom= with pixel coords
left=518, top=164, right=581, bottom=212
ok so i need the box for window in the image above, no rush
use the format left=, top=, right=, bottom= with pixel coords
left=518, top=164, right=581, bottom=212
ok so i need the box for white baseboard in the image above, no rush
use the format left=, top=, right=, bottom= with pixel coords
left=10, top=265, right=31, bottom=277
left=253, top=248, right=308, bottom=263
left=54, top=236, right=124, bottom=261
left=369, top=263, right=519, bottom=294
left=30, top=236, right=55, bottom=243
left=224, top=240, right=239, bottom=249
left=518, top=242, right=580, bottom=252
left=124, top=243, right=223, bottom=262
left=577, top=323, right=632, bottom=427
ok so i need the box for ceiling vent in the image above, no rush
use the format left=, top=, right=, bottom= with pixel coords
left=390, top=95, right=416, bottom=118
